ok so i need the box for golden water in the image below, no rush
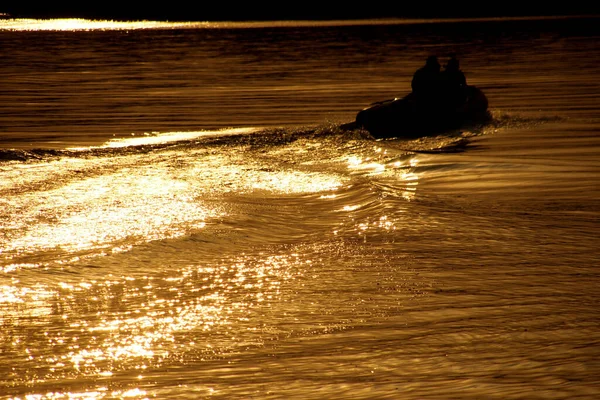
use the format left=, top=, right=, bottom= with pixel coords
left=1, top=16, right=599, bottom=399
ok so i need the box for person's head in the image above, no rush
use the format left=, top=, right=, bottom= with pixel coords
left=426, top=55, right=440, bottom=70
left=443, top=52, right=458, bottom=69
left=446, top=58, right=459, bottom=70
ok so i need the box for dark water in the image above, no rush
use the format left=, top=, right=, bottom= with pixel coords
left=0, top=16, right=599, bottom=399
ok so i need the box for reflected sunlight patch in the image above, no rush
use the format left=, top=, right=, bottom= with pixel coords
left=346, top=154, right=387, bottom=175
left=0, top=250, right=303, bottom=384
left=249, top=170, right=343, bottom=194
left=346, top=153, right=420, bottom=201
left=0, top=18, right=209, bottom=31
left=2, top=158, right=223, bottom=258
left=70, top=128, right=261, bottom=150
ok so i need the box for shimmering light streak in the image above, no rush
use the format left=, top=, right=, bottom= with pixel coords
left=21, top=389, right=111, bottom=399
left=401, top=171, right=419, bottom=201
left=118, top=388, right=147, bottom=398
left=346, top=155, right=387, bottom=175
left=0, top=18, right=208, bottom=31
left=82, top=128, right=261, bottom=149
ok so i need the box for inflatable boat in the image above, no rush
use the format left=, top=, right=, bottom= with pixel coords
left=352, top=85, right=490, bottom=139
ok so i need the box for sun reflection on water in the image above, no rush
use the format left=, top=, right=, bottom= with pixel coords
left=250, top=170, right=343, bottom=193
left=345, top=151, right=420, bottom=202
left=1, top=155, right=223, bottom=268
left=337, top=150, right=422, bottom=240
left=0, top=248, right=302, bottom=394
left=0, top=18, right=208, bottom=32
left=79, top=128, right=261, bottom=150
left=0, top=125, right=429, bottom=396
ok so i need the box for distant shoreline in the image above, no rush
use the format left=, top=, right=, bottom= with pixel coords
left=1, top=5, right=599, bottom=22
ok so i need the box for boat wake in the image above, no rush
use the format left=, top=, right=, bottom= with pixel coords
left=0, top=109, right=562, bottom=163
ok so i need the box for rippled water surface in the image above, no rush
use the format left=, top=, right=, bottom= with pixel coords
left=1, top=16, right=599, bottom=399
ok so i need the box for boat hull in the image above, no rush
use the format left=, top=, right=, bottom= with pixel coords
left=355, top=85, right=490, bottom=139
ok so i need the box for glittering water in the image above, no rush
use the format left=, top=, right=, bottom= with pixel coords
left=1, top=16, right=599, bottom=399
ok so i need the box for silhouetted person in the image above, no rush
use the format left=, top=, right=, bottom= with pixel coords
left=442, top=54, right=466, bottom=88
left=411, top=56, right=442, bottom=100
left=441, top=54, right=467, bottom=103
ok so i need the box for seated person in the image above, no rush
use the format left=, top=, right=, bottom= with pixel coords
left=411, top=55, right=442, bottom=99
left=441, top=54, right=467, bottom=101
